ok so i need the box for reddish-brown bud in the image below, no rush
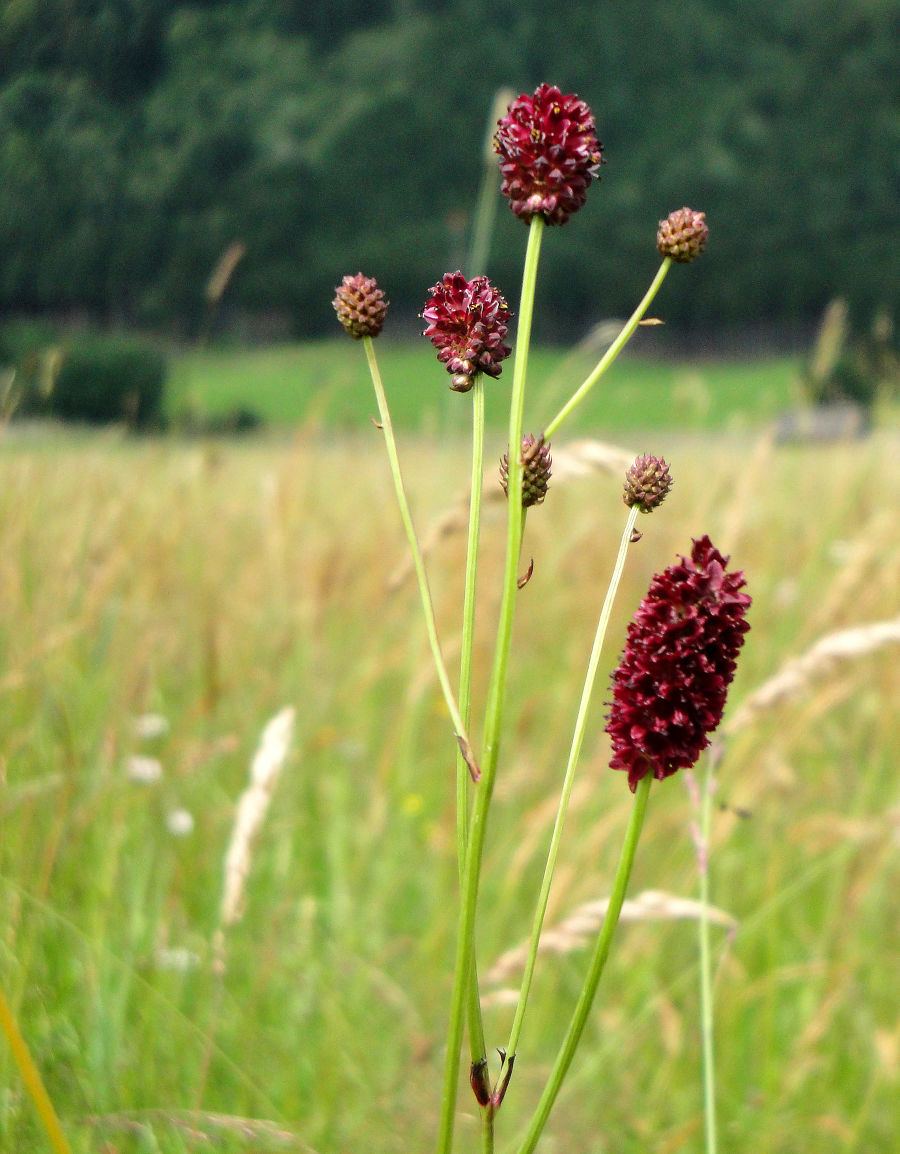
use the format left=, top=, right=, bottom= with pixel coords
left=656, top=208, right=709, bottom=263
left=494, top=83, right=604, bottom=227
left=500, top=434, right=552, bottom=507
left=333, top=273, right=389, bottom=338
left=606, top=536, right=750, bottom=791
left=623, top=455, right=673, bottom=513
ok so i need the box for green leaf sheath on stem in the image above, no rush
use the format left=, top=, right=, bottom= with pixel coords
left=0, top=985, right=73, bottom=1154
left=435, top=215, right=545, bottom=1154
left=516, top=773, right=653, bottom=1154
left=505, top=505, right=640, bottom=1063
left=363, top=336, right=479, bottom=781
left=543, top=258, right=672, bottom=439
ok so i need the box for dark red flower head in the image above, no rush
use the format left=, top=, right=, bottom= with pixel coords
left=493, top=83, right=604, bottom=227
left=333, top=272, right=388, bottom=338
left=606, top=536, right=751, bottom=792
left=422, top=272, right=512, bottom=393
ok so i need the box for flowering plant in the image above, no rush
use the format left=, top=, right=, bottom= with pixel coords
left=334, top=83, right=749, bottom=1154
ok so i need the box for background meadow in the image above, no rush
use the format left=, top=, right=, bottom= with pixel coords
left=1, top=350, right=899, bottom=1151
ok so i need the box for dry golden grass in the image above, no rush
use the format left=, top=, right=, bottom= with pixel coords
left=1, top=424, right=898, bottom=1153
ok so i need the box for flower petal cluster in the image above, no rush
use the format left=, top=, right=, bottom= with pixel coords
left=656, top=208, right=709, bottom=263
left=333, top=272, right=389, bottom=339
left=422, top=272, right=512, bottom=393
left=606, top=536, right=750, bottom=791
left=494, top=83, right=604, bottom=227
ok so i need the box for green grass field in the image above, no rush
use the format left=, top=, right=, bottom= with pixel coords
left=1, top=354, right=899, bottom=1152
left=168, top=338, right=805, bottom=438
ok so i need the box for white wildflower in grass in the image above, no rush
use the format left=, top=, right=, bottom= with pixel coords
left=166, top=808, right=195, bottom=837
left=134, top=712, right=170, bottom=740
left=125, top=755, right=163, bottom=784
left=155, top=947, right=201, bottom=972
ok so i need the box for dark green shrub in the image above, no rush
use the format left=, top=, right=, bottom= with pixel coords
left=0, top=318, right=60, bottom=415
left=50, top=336, right=167, bottom=428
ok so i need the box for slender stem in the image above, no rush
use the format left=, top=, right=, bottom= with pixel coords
left=516, top=773, right=653, bottom=1154
left=698, top=753, right=719, bottom=1154
left=436, top=215, right=545, bottom=1154
left=460, top=379, right=487, bottom=1066
left=457, top=378, right=485, bottom=862
left=544, top=259, right=672, bottom=439
left=0, top=984, right=73, bottom=1154
left=363, top=337, right=479, bottom=778
left=481, top=1102, right=495, bottom=1154
left=505, top=506, right=639, bottom=1061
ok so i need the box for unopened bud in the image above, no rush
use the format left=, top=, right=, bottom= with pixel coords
left=623, top=455, right=672, bottom=513
left=500, top=434, right=552, bottom=508
left=656, top=208, right=709, bottom=263
left=333, top=273, right=389, bottom=339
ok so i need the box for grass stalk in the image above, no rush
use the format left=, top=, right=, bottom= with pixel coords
left=544, top=259, right=672, bottom=438
left=504, top=505, right=640, bottom=1063
left=698, top=752, right=719, bottom=1154
left=516, top=773, right=653, bottom=1154
left=466, top=88, right=513, bottom=277
left=0, top=984, right=73, bottom=1154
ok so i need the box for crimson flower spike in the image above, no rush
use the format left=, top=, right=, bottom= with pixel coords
left=606, top=536, right=751, bottom=792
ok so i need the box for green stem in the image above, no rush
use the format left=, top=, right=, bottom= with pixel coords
left=481, top=1101, right=495, bottom=1154
left=436, top=215, right=545, bottom=1154
left=460, top=379, right=487, bottom=1065
left=363, top=337, right=479, bottom=780
left=698, top=755, right=719, bottom=1154
left=505, top=506, right=639, bottom=1062
left=516, top=773, right=653, bottom=1154
left=457, top=378, right=485, bottom=862
left=544, top=259, right=672, bottom=439
left=0, top=983, right=73, bottom=1154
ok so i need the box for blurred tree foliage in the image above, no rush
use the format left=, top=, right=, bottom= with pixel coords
left=0, top=0, right=896, bottom=339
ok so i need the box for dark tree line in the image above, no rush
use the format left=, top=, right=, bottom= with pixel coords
left=0, top=0, right=897, bottom=341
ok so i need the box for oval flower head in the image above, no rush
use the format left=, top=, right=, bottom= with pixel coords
left=606, top=536, right=751, bottom=792
left=494, top=83, right=604, bottom=226
left=422, top=271, right=512, bottom=393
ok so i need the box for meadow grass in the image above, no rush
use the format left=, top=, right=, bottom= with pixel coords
left=168, top=338, right=804, bottom=437
left=1, top=419, right=898, bottom=1153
